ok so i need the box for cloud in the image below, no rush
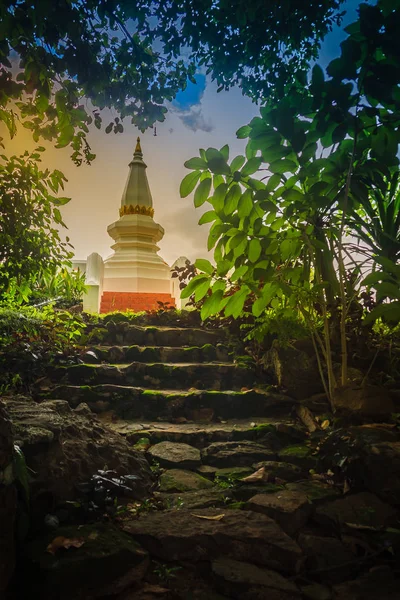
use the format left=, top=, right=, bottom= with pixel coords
left=178, top=108, right=214, bottom=133
left=171, top=73, right=214, bottom=133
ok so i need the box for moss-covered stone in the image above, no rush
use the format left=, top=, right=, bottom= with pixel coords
left=278, top=444, right=318, bottom=469
left=21, top=522, right=148, bottom=599
left=159, top=469, right=214, bottom=493
left=214, top=467, right=253, bottom=481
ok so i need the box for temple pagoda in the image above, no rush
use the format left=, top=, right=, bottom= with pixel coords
left=99, top=138, right=175, bottom=313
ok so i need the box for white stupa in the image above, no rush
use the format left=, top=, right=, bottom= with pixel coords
left=100, top=137, right=175, bottom=312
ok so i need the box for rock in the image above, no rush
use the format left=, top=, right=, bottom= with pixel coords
left=318, top=425, right=400, bottom=505
left=0, top=401, right=17, bottom=594
left=159, top=469, right=214, bottom=493
left=266, top=339, right=323, bottom=400
left=147, top=442, right=201, bottom=469
left=202, top=441, right=277, bottom=468
left=298, top=533, right=355, bottom=579
left=285, top=482, right=341, bottom=503
left=363, top=441, right=400, bottom=505
left=119, top=583, right=175, bottom=599
left=252, top=461, right=304, bottom=482
left=196, top=464, right=218, bottom=477
left=20, top=523, right=149, bottom=599
left=3, top=396, right=153, bottom=510
left=232, top=484, right=286, bottom=503
left=333, top=384, right=394, bottom=416
left=74, top=402, right=93, bottom=416
left=332, top=566, right=398, bottom=599
left=246, top=490, right=312, bottom=535
left=315, top=492, right=398, bottom=530
left=212, top=557, right=300, bottom=599
left=300, top=583, right=332, bottom=600
left=278, top=445, right=318, bottom=469
left=124, top=508, right=303, bottom=573
left=214, top=467, right=254, bottom=481
left=161, top=489, right=230, bottom=510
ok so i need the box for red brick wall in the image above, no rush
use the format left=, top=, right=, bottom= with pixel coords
left=100, top=291, right=175, bottom=313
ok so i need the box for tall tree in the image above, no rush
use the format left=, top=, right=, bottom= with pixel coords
left=0, top=0, right=344, bottom=163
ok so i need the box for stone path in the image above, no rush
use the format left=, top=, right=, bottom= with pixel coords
left=29, top=315, right=400, bottom=600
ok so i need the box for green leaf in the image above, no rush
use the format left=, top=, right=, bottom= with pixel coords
left=361, top=272, right=391, bottom=286
left=376, top=282, right=400, bottom=301
left=237, top=189, right=253, bottom=218
left=230, top=155, right=246, bottom=172
left=194, top=279, right=211, bottom=302
left=180, top=171, right=202, bottom=197
left=241, top=157, right=262, bottom=177
left=364, top=301, right=400, bottom=325
left=184, top=157, right=208, bottom=170
left=248, top=238, right=262, bottom=263
left=181, top=274, right=209, bottom=299
left=225, top=184, right=241, bottom=214
left=195, top=258, right=214, bottom=275
left=212, top=183, right=228, bottom=213
left=311, top=64, right=324, bottom=89
left=230, top=264, right=248, bottom=281
left=220, top=144, right=229, bottom=161
left=199, top=210, right=217, bottom=225
left=224, top=288, right=249, bottom=318
left=206, top=147, right=230, bottom=174
left=200, top=289, right=225, bottom=320
left=269, top=159, right=297, bottom=174
left=236, top=125, right=251, bottom=139
left=194, top=178, right=212, bottom=207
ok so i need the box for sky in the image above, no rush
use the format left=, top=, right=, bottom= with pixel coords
left=2, top=0, right=367, bottom=268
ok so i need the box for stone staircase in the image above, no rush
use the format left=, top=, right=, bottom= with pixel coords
left=39, top=318, right=295, bottom=425
left=32, top=314, right=400, bottom=600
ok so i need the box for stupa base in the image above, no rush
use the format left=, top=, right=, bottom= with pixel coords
left=100, top=291, right=175, bottom=313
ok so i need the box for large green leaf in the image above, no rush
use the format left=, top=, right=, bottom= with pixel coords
left=194, top=178, right=212, bottom=207
left=200, top=289, right=226, bottom=320
left=224, top=287, right=249, bottom=318
left=230, top=155, right=246, bottom=172
left=181, top=274, right=209, bottom=299
left=195, top=258, right=214, bottom=275
left=199, top=210, right=217, bottom=225
left=180, top=171, right=202, bottom=197
left=248, top=238, right=262, bottom=263
left=269, top=159, right=297, bottom=174
left=184, top=157, right=208, bottom=170
left=241, top=157, right=262, bottom=176
left=225, top=184, right=242, bottom=214
left=237, top=190, right=253, bottom=218
left=212, top=183, right=228, bottom=213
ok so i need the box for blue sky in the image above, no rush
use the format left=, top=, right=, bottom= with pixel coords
left=3, top=0, right=371, bottom=266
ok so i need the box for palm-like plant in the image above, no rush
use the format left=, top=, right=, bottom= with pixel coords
left=349, top=170, right=400, bottom=266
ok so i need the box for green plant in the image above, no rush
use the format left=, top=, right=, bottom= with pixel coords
left=153, top=562, right=182, bottom=582
left=0, top=305, right=85, bottom=390
left=181, top=0, right=400, bottom=408
left=0, top=148, right=73, bottom=302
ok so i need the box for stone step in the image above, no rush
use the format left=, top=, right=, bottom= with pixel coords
left=82, top=343, right=231, bottom=364
left=37, top=384, right=295, bottom=420
left=86, top=324, right=226, bottom=347
left=49, top=362, right=256, bottom=391
left=98, top=416, right=303, bottom=448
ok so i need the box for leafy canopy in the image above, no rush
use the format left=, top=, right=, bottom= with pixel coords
left=0, top=0, right=344, bottom=163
